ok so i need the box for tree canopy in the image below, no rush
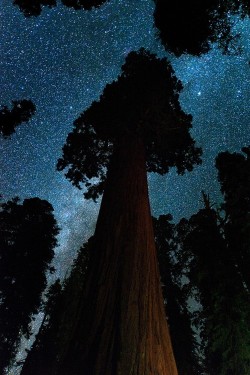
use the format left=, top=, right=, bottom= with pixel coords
left=13, top=0, right=108, bottom=16
left=0, top=100, right=36, bottom=138
left=0, top=197, right=59, bottom=373
left=153, top=0, right=250, bottom=55
left=57, top=49, right=202, bottom=200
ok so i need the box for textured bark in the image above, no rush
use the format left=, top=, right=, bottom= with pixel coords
left=59, top=135, right=178, bottom=375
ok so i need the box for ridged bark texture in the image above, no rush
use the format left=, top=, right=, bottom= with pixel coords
left=59, top=135, right=178, bottom=375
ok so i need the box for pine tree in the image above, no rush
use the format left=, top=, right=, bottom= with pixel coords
left=20, top=241, right=90, bottom=375
left=176, top=202, right=250, bottom=375
left=216, top=146, right=250, bottom=290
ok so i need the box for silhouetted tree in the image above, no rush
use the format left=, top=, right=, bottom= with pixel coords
left=216, top=146, right=250, bottom=290
left=0, top=197, right=59, bottom=373
left=13, top=0, right=56, bottom=17
left=19, top=279, right=63, bottom=375
left=177, top=203, right=250, bottom=375
left=20, top=241, right=90, bottom=375
left=0, top=100, right=36, bottom=138
left=153, top=0, right=250, bottom=55
left=56, top=49, right=202, bottom=375
left=61, top=0, right=107, bottom=10
left=153, top=214, right=203, bottom=375
left=13, top=0, right=108, bottom=16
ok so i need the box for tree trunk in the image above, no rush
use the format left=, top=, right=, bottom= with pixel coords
left=59, top=135, right=178, bottom=375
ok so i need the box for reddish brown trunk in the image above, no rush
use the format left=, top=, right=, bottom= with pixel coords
left=59, top=135, right=178, bottom=375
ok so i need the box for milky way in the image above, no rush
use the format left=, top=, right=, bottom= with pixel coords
left=1, top=0, right=250, bottom=281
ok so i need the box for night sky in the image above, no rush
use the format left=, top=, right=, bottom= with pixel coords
left=1, top=0, right=250, bottom=283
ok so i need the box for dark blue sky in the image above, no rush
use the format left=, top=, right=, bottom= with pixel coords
left=1, top=0, right=250, bottom=279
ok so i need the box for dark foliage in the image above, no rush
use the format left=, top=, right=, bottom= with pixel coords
left=153, top=0, right=250, bottom=56
left=216, top=146, right=250, bottom=290
left=61, top=0, right=107, bottom=11
left=19, top=280, right=63, bottom=375
left=13, top=0, right=107, bottom=16
left=216, top=146, right=250, bottom=222
left=0, top=197, right=59, bottom=372
left=57, top=49, right=202, bottom=200
left=0, top=100, right=36, bottom=138
left=176, top=204, right=250, bottom=374
left=154, top=151, right=250, bottom=374
left=13, top=0, right=56, bottom=17
left=153, top=214, right=203, bottom=375
left=20, top=241, right=90, bottom=375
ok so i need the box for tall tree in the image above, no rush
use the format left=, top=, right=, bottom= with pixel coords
left=56, top=49, right=202, bottom=375
left=0, top=197, right=59, bottom=373
left=216, top=146, right=250, bottom=290
left=153, top=214, right=202, bottom=375
left=18, top=279, right=63, bottom=375
left=0, top=100, right=36, bottom=138
left=153, top=0, right=250, bottom=55
left=176, top=203, right=250, bottom=375
left=20, top=241, right=90, bottom=375
left=13, top=0, right=108, bottom=17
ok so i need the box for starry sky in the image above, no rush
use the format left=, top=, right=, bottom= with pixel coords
left=1, top=0, right=250, bottom=281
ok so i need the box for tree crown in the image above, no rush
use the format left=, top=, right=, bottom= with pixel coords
left=153, top=0, right=250, bottom=56
left=13, top=0, right=108, bottom=17
left=57, top=49, right=202, bottom=200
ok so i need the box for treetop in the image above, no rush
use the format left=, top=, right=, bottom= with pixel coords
left=13, top=0, right=108, bottom=17
left=57, top=49, right=202, bottom=200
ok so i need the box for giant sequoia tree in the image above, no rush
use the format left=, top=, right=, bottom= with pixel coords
left=0, top=197, right=59, bottom=373
left=56, top=49, right=202, bottom=375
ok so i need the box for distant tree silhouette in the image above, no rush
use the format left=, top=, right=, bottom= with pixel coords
left=13, top=0, right=56, bottom=17
left=20, top=241, right=90, bottom=375
left=153, top=214, right=203, bottom=375
left=216, top=146, right=250, bottom=290
left=61, top=0, right=107, bottom=10
left=13, top=0, right=108, bottom=16
left=153, top=0, right=250, bottom=55
left=56, top=49, right=202, bottom=375
left=176, top=201, right=250, bottom=374
left=0, top=197, right=59, bottom=373
left=19, top=279, right=63, bottom=375
left=0, top=100, right=36, bottom=138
